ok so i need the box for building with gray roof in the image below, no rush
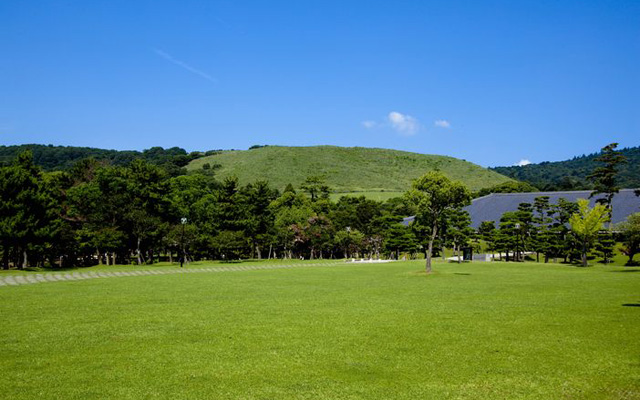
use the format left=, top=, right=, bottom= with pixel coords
left=402, top=189, right=640, bottom=229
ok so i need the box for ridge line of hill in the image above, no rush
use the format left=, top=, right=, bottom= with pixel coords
left=186, top=145, right=512, bottom=194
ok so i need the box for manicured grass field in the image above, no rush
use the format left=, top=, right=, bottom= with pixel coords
left=1, top=261, right=638, bottom=399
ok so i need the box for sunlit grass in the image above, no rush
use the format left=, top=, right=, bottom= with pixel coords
left=0, top=260, right=638, bottom=399
left=187, top=146, right=512, bottom=193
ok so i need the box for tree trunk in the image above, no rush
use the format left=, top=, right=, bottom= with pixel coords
left=22, top=250, right=28, bottom=269
left=425, top=224, right=438, bottom=273
left=2, top=249, right=8, bottom=270
left=256, top=245, right=261, bottom=260
left=136, top=238, right=142, bottom=265
left=111, top=252, right=116, bottom=266
left=581, top=242, right=588, bottom=267
left=97, top=249, right=103, bottom=265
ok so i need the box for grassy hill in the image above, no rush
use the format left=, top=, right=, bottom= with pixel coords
left=188, top=145, right=512, bottom=194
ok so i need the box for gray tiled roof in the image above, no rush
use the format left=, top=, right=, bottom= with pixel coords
left=402, top=189, right=640, bottom=229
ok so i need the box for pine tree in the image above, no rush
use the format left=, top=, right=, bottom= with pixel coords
left=588, top=143, right=627, bottom=217
left=404, top=172, right=471, bottom=273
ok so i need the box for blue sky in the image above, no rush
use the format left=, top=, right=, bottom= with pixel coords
left=1, top=0, right=638, bottom=167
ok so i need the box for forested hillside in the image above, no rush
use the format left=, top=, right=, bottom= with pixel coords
left=0, top=144, right=207, bottom=176
left=492, top=146, right=640, bottom=190
left=188, top=145, right=513, bottom=194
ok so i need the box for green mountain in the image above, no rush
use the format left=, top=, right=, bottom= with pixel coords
left=187, top=145, right=513, bottom=195
left=492, top=146, right=640, bottom=190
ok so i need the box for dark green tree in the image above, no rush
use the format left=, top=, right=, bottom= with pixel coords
left=588, top=143, right=627, bottom=217
left=404, top=171, right=471, bottom=273
left=445, top=209, right=473, bottom=263
left=0, top=151, right=59, bottom=269
left=300, top=175, right=330, bottom=202
left=496, top=212, right=519, bottom=261
left=384, top=224, right=418, bottom=260
left=617, top=213, right=640, bottom=266
left=477, top=221, right=497, bottom=260
left=244, top=180, right=278, bottom=258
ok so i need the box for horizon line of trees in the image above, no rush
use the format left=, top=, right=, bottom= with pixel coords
left=405, top=143, right=639, bottom=272
left=1, top=151, right=428, bottom=269
left=491, top=145, right=640, bottom=191
left=1, top=143, right=638, bottom=270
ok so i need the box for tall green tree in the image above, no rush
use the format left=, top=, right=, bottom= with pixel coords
left=404, top=171, right=471, bottom=273
left=496, top=212, right=519, bottom=261
left=478, top=221, right=497, bottom=259
left=532, top=196, right=552, bottom=262
left=569, top=199, right=609, bottom=267
left=446, top=209, right=473, bottom=263
left=383, top=224, right=418, bottom=260
left=0, top=151, right=59, bottom=268
left=588, top=143, right=627, bottom=217
left=514, top=202, right=535, bottom=261
left=594, top=231, right=615, bottom=264
left=549, top=198, right=579, bottom=263
left=617, top=213, right=640, bottom=266
left=244, top=180, right=278, bottom=258
left=270, top=191, right=315, bottom=258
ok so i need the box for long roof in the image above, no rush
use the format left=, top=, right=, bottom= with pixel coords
left=402, top=189, right=640, bottom=229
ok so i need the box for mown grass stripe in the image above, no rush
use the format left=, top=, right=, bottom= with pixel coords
left=0, top=261, right=351, bottom=287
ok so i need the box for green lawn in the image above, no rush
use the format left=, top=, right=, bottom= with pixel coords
left=1, top=260, right=638, bottom=399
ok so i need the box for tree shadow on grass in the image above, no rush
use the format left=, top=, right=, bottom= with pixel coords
left=610, top=269, right=640, bottom=273
left=622, top=304, right=640, bottom=307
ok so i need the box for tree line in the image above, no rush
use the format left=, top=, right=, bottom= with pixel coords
left=0, top=144, right=218, bottom=175
left=406, top=143, right=639, bottom=272
left=0, top=151, right=425, bottom=269
left=1, top=143, right=638, bottom=270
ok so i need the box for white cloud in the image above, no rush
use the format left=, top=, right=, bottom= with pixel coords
left=388, top=111, right=419, bottom=135
left=361, top=120, right=377, bottom=129
left=516, top=159, right=532, bottom=166
left=434, top=119, right=451, bottom=129
left=154, top=49, right=217, bottom=84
